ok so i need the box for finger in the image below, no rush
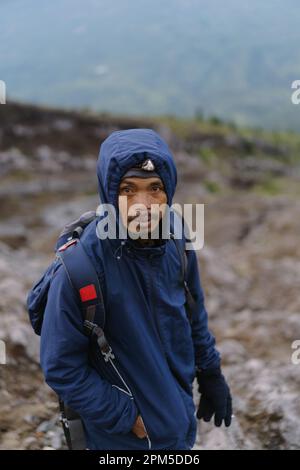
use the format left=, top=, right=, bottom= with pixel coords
left=203, top=400, right=214, bottom=422
left=214, top=404, right=226, bottom=427
left=225, top=415, right=232, bottom=427
left=196, top=397, right=206, bottom=419
left=214, top=412, right=223, bottom=427
left=203, top=409, right=214, bottom=422
left=197, top=398, right=214, bottom=422
left=225, top=397, right=232, bottom=427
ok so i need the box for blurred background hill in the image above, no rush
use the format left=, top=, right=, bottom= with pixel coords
left=1, top=0, right=300, bottom=130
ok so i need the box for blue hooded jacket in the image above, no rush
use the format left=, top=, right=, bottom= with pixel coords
left=40, top=128, right=220, bottom=450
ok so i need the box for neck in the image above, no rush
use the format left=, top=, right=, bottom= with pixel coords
left=134, top=237, right=157, bottom=247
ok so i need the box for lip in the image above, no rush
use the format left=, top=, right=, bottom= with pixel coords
left=128, top=213, right=154, bottom=224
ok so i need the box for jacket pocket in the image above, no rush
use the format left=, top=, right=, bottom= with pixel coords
left=107, top=365, right=153, bottom=449
left=93, top=348, right=152, bottom=449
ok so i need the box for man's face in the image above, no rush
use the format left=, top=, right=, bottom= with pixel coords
left=118, top=176, right=168, bottom=238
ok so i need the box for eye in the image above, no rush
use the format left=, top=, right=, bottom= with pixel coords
left=151, top=185, right=163, bottom=192
left=120, top=186, right=133, bottom=194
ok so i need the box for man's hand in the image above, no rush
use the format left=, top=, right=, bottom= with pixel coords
left=131, top=415, right=148, bottom=439
left=196, top=366, right=232, bottom=427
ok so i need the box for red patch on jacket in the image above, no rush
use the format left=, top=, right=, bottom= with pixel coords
left=79, top=284, right=97, bottom=302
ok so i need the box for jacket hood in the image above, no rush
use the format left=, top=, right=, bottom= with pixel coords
left=96, top=128, right=178, bottom=252
left=97, top=128, right=177, bottom=209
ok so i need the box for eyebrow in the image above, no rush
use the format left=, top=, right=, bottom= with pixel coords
left=120, top=178, right=163, bottom=186
left=120, top=179, right=135, bottom=184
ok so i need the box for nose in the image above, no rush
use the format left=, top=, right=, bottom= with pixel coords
left=132, top=192, right=152, bottom=211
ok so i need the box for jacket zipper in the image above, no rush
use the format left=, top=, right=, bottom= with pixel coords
left=108, top=356, right=132, bottom=396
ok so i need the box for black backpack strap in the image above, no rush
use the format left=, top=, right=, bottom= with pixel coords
left=58, top=397, right=87, bottom=450
left=170, top=234, right=196, bottom=325
left=57, top=238, right=114, bottom=362
left=57, top=238, right=104, bottom=325
left=55, top=237, right=116, bottom=450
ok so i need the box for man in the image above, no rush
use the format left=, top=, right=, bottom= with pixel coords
left=40, top=128, right=232, bottom=450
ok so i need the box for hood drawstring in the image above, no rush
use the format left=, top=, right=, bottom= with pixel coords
left=113, top=240, right=126, bottom=260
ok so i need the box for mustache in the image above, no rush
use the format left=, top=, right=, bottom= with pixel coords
left=127, top=210, right=160, bottom=223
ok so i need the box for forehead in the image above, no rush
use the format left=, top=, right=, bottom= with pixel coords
left=120, top=176, right=164, bottom=186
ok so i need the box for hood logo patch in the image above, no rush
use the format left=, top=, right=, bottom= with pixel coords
left=141, top=159, right=155, bottom=171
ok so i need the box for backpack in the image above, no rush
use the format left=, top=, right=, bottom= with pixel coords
left=26, top=211, right=196, bottom=449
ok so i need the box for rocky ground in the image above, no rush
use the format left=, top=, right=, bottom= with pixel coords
left=0, top=102, right=299, bottom=450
